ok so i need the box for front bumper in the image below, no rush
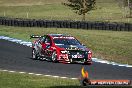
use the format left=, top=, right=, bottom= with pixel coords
left=58, top=54, right=92, bottom=64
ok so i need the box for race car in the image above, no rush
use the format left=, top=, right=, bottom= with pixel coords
left=30, top=34, right=92, bottom=64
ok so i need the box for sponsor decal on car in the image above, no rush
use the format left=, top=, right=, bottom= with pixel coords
left=72, top=53, right=84, bottom=58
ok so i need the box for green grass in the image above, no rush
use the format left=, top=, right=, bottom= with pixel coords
left=0, top=25, right=132, bottom=65
left=0, top=0, right=132, bottom=23
left=0, top=71, right=79, bottom=88
left=0, top=71, right=131, bottom=88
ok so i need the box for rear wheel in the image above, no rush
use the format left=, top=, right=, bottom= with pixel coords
left=32, top=48, right=39, bottom=60
left=51, top=51, right=58, bottom=63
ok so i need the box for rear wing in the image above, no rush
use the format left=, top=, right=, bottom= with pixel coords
left=30, top=35, right=42, bottom=39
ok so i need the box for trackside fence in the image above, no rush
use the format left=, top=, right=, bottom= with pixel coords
left=0, top=17, right=131, bottom=31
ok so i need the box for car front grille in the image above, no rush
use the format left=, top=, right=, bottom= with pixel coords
left=67, top=50, right=86, bottom=59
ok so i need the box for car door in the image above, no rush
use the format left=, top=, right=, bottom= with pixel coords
left=41, top=36, right=52, bottom=57
left=45, top=36, right=53, bottom=57
left=36, top=37, right=45, bottom=55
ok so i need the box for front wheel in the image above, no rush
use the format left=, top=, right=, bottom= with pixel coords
left=32, top=48, right=39, bottom=60
left=51, top=51, right=58, bottom=63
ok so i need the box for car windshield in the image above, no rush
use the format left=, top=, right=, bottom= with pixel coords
left=53, top=38, right=81, bottom=45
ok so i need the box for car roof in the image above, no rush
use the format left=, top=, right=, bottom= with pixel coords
left=48, top=34, right=71, bottom=37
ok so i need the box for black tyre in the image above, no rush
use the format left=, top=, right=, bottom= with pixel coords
left=32, top=48, right=39, bottom=60
left=51, top=51, right=58, bottom=63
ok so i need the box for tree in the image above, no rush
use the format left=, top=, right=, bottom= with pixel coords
left=118, top=0, right=132, bottom=17
left=127, top=0, right=132, bottom=17
left=63, top=0, right=96, bottom=21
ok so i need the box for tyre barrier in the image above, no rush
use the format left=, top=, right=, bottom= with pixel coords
left=0, top=17, right=132, bottom=31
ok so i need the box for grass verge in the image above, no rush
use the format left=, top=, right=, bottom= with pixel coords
left=0, top=71, right=131, bottom=88
left=0, top=71, right=79, bottom=88
left=0, top=26, right=132, bottom=65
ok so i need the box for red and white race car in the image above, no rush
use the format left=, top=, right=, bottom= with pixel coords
left=31, top=34, right=92, bottom=64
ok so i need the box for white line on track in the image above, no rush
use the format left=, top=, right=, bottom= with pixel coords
left=60, top=77, right=68, bottom=79
left=0, top=69, right=77, bottom=80
left=70, top=78, right=78, bottom=80
left=9, top=71, right=16, bottom=73
left=44, top=75, right=52, bottom=77
left=2, top=70, right=8, bottom=71
left=35, top=74, right=43, bottom=76
left=28, top=73, right=35, bottom=75
left=19, top=72, right=26, bottom=74
left=52, top=76, right=59, bottom=78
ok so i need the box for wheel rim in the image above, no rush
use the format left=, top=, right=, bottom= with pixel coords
left=32, top=49, right=36, bottom=58
left=52, top=52, right=57, bottom=61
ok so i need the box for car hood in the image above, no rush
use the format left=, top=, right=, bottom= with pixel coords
left=57, top=45, right=88, bottom=51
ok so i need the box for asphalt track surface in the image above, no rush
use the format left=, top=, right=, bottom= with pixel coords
left=0, top=39, right=132, bottom=80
